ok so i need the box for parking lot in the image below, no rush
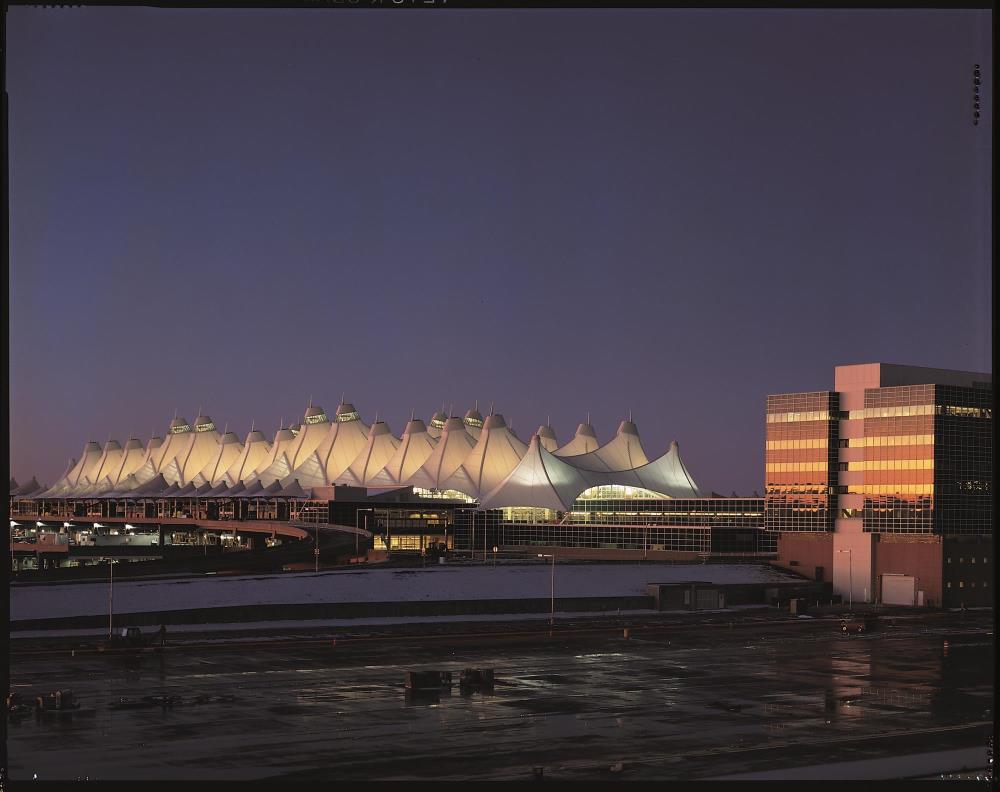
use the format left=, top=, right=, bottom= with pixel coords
left=7, top=610, right=993, bottom=781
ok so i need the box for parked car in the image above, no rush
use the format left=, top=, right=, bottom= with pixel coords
left=841, top=614, right=879, bottom=634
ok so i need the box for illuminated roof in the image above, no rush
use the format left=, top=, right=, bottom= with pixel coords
left=554, top=423, right=599, bottom=457
left=26, top=407, right=705, bottom=508
left=408, top=417, right=477, bottom=492
left=366, top=418, right=437, bottom=487
left=561, top=420, right=649, bottom=472
left=427, top=411, right=448, bottom=439
left=441, top=413, right=528, bottom=498
left=535, top=424, right=559, bottom=452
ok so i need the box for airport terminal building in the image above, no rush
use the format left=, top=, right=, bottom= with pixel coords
left=9, top=362, right=991, bottom=607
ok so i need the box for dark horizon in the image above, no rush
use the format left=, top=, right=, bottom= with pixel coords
left=7, top=8, right=992, bottom=494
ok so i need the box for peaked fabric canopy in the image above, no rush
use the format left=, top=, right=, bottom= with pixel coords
left=347, top=421, right=402, bottom=486
left=426, top=411, right=448, bottom=439
left=561, top=420, right=649, bottom=472
left=245, top=426, right=298, bottom=486
left=192, top=432, right=243, bottom=486
left=463, top=408, right=485, bottom=440
left=535, top=425, right=559, bottom=453
left=366, top=419, right=438, bottom=487
left=480, top=435, right=596, bottom=511
left=285, top=405, right=331, bottom=471
left=22, top=406, right=708, bottom=509
left=408, top=417, right=477, bottom=491
left=553, top=423, right=600, bottom=457
left=11, top=476, right=44, bottom=498
left=601, top=440, right=702, bottom=498
left=272, top=479, right=309, bottom=498
left=293, top=407, right=371, bottom=487
left=221, top=431, right=271, bottom=486
left=440, top=413, right=527, bottom=498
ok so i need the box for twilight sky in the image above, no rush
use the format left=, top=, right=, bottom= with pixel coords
left=7, top=8, right=992, bottom=494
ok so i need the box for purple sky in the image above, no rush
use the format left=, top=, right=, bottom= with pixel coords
left=7, top=8, right=992, bottom=494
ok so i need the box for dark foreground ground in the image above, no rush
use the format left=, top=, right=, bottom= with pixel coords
left=6, top=609, right=994, bottom=782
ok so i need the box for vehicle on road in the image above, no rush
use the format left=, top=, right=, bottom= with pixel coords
left=98, top=626, right=163, bottom=654
left=841, top=614, right=879, bottom=634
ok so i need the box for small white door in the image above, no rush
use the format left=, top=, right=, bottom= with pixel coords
left=882, top=575, right=916, bottom=606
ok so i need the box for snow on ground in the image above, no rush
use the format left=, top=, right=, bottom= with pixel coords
left=711, top=746, right=990, bottom=780
left=9, top=562, right=801, bottom=622
left=9, top=605, right=774, bottom=639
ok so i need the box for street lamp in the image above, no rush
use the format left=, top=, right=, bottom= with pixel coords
left=107, top=558, right=116, bottom=639
left=837, top=549, right=853, bottom=611
left=314, top=525, right=320, bottom=573
left=355, top=508, right=373, bottom=560
left=538, top=553, right=555, bottom=626
left=493, top=546, right=498, bottom=569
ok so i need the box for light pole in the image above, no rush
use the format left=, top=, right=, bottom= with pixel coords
left=837, top=548, right=853, bottom=611
left=108, top=558, right=115, bottom=639
left=493, top=545, right=498, bottom=569
left=538, top=553, right=555, bottom=626
left=355, top=508, right=373, bottom=560
left=314, top=525, right=320, bottom=573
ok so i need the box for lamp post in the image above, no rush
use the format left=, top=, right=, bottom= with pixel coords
left=355, top=508, right=373, bottom=559
left=538, top=553, right=555, bottom=626
left=493, top=546, right=498, bottom=569
left=108, top=558, right=115, bottom=639
left=837, top=548, right=853, bottom=611
left=314, top=525, right=320, bottom=573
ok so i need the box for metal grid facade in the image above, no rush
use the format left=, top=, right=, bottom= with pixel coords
left=764, top=391, right=839, bottom=532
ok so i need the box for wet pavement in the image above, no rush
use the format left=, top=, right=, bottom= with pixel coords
left=6, top=610, right=993, bottom=781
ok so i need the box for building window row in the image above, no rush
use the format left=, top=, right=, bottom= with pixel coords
left=766, top=411, right=830, bottom=424
left=846, top=434, right=934, bottom=448
left=765, top=462, right=829, bottom=473
left=846, top=459, right=934, bottom=471
left=766, top=438, right=829, bottom=450
left=845, top=484, right=934, bottom=495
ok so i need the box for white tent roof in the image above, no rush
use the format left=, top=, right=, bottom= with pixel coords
left=87, top=440, right=124, bottom=491
left=287, top=404, right=371, bottom=487
left=246, top=425, right=298, bottom=486
left=156, top=415, right=222, bottom=485
left=406, top=417, right=477, bottom=491
left=553, top=422, right=599, bottom=457
left=346, top=421, right=401, bottom=486
left=55, top=441, right=103, bottom=495
left=427, top=411, right=448, bottom=439
left=11, top=476, right=44, bottom=498
left=603, top=440, right=702, bottom=498
left=285, top=405, right=330, bottom=471
left=480, top=435, right=596, bottom=511
left=220, top=430, right=270, bottom=486
left=365, top=418, right=438, bottom=487
left=115, top=438, right=148, bottom=485
left=440, top=413, right=528, bottom=498
left=463, top=407, right=485, bottom=440
left=127, top=436, right=165, bottom=486
left=191, top=431, right=242, bottom=486
left=561, top=420, right=649, bottom=472
left=535, top=424, right=559, bottom=452
left=149, top=417, right=193, bottom=472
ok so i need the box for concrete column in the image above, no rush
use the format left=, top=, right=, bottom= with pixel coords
left=833, top=522, right=875, bottom=605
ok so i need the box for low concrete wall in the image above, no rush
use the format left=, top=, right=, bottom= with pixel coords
left=10, top=595, right=655, bottom=631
